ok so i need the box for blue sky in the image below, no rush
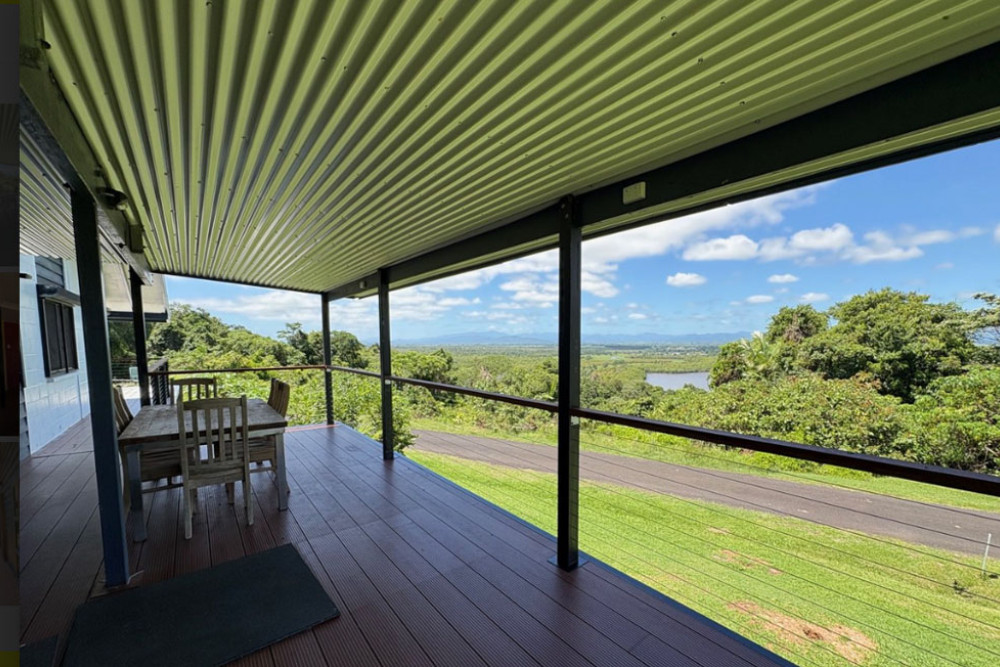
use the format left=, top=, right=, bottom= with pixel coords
left=167, top=140, right=1000, bottom=343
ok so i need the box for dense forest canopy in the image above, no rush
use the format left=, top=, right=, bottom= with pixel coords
left=129, top=290, right=999, bottom=474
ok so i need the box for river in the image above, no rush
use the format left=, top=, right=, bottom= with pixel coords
left=645, top=371, right=710, bottom=391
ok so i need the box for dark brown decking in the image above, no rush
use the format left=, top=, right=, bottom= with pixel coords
left=20, top=417, right=790, bottom=667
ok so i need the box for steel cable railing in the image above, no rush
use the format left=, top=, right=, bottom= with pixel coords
left=417, top=428, right=1000, bottom=666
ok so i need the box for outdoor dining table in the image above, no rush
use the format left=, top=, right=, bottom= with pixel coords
left=118, top=398, right=289, bottom=541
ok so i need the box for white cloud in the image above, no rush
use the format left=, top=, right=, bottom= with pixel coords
left=666, top=272, right=707, bottom=287
left=745, top=295, right=774, bottom=304
left=581, top=270, right=619, bottom=298
left=690, top=221, right=969, bottom=265
left=800, top=292, right=829, bottom=303
left=790, top=223, right=855, bottom=252
left=628, top=312, right=648, bottom=320
left=437, top=297, right=480, bottom=307
left=767, top=273, right=799, bottom=284
left=499, top=275, right=559, bottom=306
left=995, top=223, right=1000, bottom=243
left=905, top=230, right=954, bottom=246
left=843, top=231, right=923, bottom=263
left=682, top=235, right=759, bottom=261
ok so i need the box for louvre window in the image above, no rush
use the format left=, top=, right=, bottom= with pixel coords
left=41, top=298, right=78, bottom=376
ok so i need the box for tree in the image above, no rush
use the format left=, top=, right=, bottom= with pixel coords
left=709, top=333, right=779, bottom=387
left=330, top=331, right=368, bottom=368
left=971, top=293, right=1000, bottom=364
left=278, top=322, right=310, bottom=359
left=709, top=341, right=748, bottom=387
left=799, top=289, right=975, bottom=401
left=764, top=305, right=827, bottom=344
left=900, top=366, right=1000, bottom=472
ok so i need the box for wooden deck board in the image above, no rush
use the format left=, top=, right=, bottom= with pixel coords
left=19, top=418, right=790, bottom=667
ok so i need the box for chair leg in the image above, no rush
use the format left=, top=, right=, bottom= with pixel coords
left=120, top=457, right=131, bottom=510
left=183, top=487, right=193, bottom=540
left=244, top=477, right=254, bottom=526
left=226, top=482, right=235, bottom=504
left=189, top=488, right=198, bottom=515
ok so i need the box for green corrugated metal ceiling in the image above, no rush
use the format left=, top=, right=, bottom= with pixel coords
left=25, top=0, right=1000, bottom=293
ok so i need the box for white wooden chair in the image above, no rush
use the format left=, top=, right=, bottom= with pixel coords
left=177, top=396, right=253, bottom=539
left=114, top=385, right=181, bottom=509
left=249, top=379, right=290, bottom=489
left=170, top=377, right=218, bottom=403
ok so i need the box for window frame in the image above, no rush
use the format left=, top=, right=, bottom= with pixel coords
left=39, top=297, right=79, bottom=377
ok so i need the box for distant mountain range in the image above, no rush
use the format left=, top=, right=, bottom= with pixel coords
left=393, top=331, right=752, bottom=346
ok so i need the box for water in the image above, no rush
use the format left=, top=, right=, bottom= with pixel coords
left=645, top=371, right=710, bottom=391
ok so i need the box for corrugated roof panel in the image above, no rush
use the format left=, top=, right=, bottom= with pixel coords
left=31, top=0, right=1000, bottom=292
left=20, top=124, right=124, bottom=263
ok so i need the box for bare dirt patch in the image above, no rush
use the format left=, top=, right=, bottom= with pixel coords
left=715, top=549, right=782, bottom=575
left=728, top=601, right=877, bottom=663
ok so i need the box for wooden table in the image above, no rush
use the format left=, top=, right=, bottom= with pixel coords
left=118, top=399, right=288, bottom=541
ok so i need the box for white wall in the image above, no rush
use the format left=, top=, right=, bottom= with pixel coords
left=20, top=255, right=90, bottom=453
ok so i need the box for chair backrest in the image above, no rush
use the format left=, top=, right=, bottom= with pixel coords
left=177, top=396, right=249, bottom=477
left=267, top=379, right=291, bottom=417
left=111, top=386, right=133, bottom=435
left=171, top=377, right=218, bottom=403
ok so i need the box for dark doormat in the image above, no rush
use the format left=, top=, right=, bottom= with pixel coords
left=20, top=636, right=58, bottom=667
left=62, top=544, right=339, bottom=667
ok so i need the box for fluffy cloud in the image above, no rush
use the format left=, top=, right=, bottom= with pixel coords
left=499, top=276, right=559, bottom=306
left=767, top=273, right=799, bottom=284
left=757, top=223, right=854, bottom=260
left=745, top=295, right=774, bottom=304
left=627, top=312, right=648, bottom=320
left=684, top=221, right=971, bottom=265
left=666, top=272, right=707, bottom=287
left=800, top=292, right=829, bottom=303
left=682, top=235, right=759, bottom=260
left=995, top=223, right=1000, bottom=243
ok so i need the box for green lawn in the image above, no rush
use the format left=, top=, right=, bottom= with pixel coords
left=407, top=450, right=1000, bottom=667
left=410, top=417, right=1000, bottom=514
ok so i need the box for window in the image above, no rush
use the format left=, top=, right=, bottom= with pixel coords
left=41, top=298, right=78, bottom=376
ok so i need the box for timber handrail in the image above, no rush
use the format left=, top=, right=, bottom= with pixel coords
left=388, top=375, right=559, bottom=412
left=572, top=406, right=1000, bottom=497
left=327, top=365, right=382, bottom=379
left=149, top=364, right=326, bottom=375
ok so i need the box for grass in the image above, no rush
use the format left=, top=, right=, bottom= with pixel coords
left=409, top=417, right=1000, bottom=514
left=406, top=450, right=1000, bottom=667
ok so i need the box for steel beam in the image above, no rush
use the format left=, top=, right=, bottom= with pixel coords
left=378, top=269, right=394, bottom=460
left=322, top=41, right=1000, bottom=301
left=556, top=196, right=581, bottom=571
left=321, top=293, right=333, bottom=425
left=129, top=269, right=150, bottom=406
left=72, top=188, right=130, bottom=587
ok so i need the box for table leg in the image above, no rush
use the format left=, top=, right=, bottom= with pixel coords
left=276, top=432, right=288, bottom=511
left=127, top=449, right=147, bottom=541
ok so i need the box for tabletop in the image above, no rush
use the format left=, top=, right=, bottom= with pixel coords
left=119, top=399, right=288, bottom=447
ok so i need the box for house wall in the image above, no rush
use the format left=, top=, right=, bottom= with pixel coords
left=19, top=255, right=90, bottom=453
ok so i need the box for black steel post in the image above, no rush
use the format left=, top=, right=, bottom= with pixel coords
left=556, top=196, right=581, bottom=570
left=322, top=293, right=333, bottom=425
left=129, top=269, right=150, bottom=406
left=378, top=269, right=394, bottom=459
left=72, top=188, right=130, bottom=587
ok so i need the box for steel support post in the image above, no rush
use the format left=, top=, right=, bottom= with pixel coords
left=129, top=269, right=150, bottom=406
left=378, top=269, right=394, bottom=460
left=322, top=293, right=333, bottom=425
left=556, top=196, right=582, bottom=570
left=72, top=188, right=130, bottom=586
